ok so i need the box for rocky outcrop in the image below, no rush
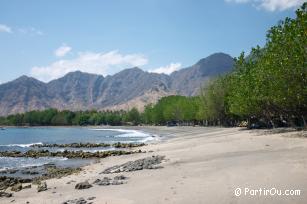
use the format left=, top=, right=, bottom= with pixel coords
left=75, top=181, right=92, bottom=190
left=22, top=184, right=31, bottom=189
left=11, top=183, right=22, bottom=192
left=42, top=167, right=81, bottom=180
left=37, top=181, right=47, bottom=192
left=0, top=192, right=12, bottom=198
left=30, top=142, right=146, bottom=149
left=93, top=177, right=112, bottom=186
left=101, top=155, right=165, bottom=174
left=0, top=176, right=32, bottom=191
left=93, top=175, right=127, bottom=186
left=62, top=197, right=95, bottom=204
left=0, top=149, right=143, bottom=159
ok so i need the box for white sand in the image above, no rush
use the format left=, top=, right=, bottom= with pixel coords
left=1, top=127, right=307, bottom=204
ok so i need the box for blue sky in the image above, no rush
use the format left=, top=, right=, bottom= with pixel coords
left=0, top=0, right=303, bottom=83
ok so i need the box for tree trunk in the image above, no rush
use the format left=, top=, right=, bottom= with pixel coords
left=270, top=119, right=275, bottom=129
left=302, top=115, right=306, bottom=129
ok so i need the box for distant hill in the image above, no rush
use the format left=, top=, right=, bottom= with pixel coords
left=170, top=53, right=234, bottom=95
left=0, top=53, right=234, bottom=115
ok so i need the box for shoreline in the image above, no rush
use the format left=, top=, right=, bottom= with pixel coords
left=0, top=127, right=154, bottom=180
left=1, top=126, right=307, bottom=204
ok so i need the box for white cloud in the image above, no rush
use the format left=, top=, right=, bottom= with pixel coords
left=29, top=27, right=43, bottom=35
left=149, top=62, right=182, bottom=75
left=17, top=27, right=44, bottom=36
left=0, top=24, right=12, bottom=33
left=225, top=0, right=304, bottom=11
left=54, top=44, right=72, bottom=57
left=0, top=24, right=44, bottom=35
left=259, top=0, right=305, bottom=11
left=30, top=50, right=148, bottom=82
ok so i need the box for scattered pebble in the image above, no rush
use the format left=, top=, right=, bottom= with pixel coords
left=75, top=181, right=92, bottom=190
left=93, top=175, right=128, bottom=186
left=11, top=183, right=22, bottom=192
left=0, top=192, right=12, bottom=197
left=114, top=175, right=127, bottom=180
left=62, top=197, right=93, bottom=204
left=22, top=184, right=31, bottom=189
left=37, top=181, right=47, bottom=192
left=87, top=197, right=96, bottom=200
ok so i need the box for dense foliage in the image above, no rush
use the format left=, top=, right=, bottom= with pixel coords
left=0, top=109, right=129, bottom=126
left=142, top=96, right=202, bottom=125
left=143, top=4, right=306, bottom=128
left=0, top=97, right=202, bottom=126
left=199, top=3, right=307, bottom=128
left=0, top=4, right=305, bottom=128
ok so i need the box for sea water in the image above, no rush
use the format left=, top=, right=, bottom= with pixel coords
left=0, top=127, right=153, bottom=171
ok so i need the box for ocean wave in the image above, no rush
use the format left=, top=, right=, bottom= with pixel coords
left=117, top=131, right=150, bottom=138
left=91, top=128, right=150, bottom=137
left=140, top=136, right=154, bottom=143
left=0, top=142, right=43, bottom=148
left=91, top=128, right=137, bottom=133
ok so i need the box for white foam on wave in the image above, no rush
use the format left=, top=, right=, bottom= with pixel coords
left=91, top=128, right=138, bottom=133
left=117, top=130, right=150, bottom=138
left=91, top=128, right=155, bottom=142
left=140, top=136, right=154, bottom=143
left=0, top=142, right=43, bottom=148
left=91, top=128, right=149, bottom=137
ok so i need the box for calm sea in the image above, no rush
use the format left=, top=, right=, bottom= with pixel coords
left=0, top=127, right=153, bottom=171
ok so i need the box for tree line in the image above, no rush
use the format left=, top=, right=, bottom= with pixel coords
left=0, top=96, right=202, bottom=127
left=0, top=4, right=306, bottom=128
left=0, top=95, right=200, bottom=126
left=0, top=108, right=141, bottom=126
left=197, top=3, right=306, bottom=128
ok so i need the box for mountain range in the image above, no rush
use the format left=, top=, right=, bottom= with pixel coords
left=0, top=53, right=234, bottom=116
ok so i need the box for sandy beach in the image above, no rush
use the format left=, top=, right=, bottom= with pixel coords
left=1, top=126, right=307, bottom=204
